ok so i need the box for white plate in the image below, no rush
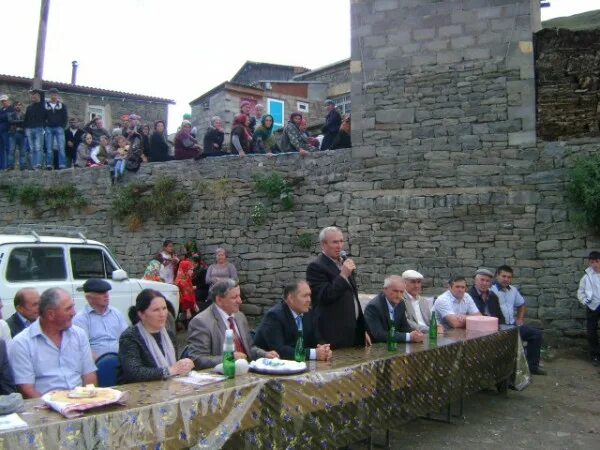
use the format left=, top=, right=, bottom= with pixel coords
left=249, top=358, right=307, bottom=375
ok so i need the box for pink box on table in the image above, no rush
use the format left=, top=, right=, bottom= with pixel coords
left=466, top=315, right=498, bottom=332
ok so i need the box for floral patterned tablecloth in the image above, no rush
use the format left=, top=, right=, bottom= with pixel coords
left=0, top=327, right=523, bottom=450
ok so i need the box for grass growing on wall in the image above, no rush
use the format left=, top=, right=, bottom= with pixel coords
left=566, top=154, right=600, bottom=234
left=0, top=182, right=88, bottom=217
left=112, top=176, right=192, bottom=231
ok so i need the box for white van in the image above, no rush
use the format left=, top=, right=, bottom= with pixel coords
left=0, top=231, right=179, bottom=323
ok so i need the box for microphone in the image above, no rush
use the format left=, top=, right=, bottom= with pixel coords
left=340, top=250, right=348, bottom=261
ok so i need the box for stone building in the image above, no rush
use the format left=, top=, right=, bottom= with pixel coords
left=189, top=60, right=351, bottom=144
left=0, top=74, right=174, bottom=129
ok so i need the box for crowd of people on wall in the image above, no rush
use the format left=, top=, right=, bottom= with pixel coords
left=0, top=226, right=572, bottom=401
left=0, top=89, right=352, bottom=174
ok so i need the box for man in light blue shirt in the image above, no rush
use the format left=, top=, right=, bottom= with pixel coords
left=9, top=287, right=97, bottom=398
left=491, top=265, right=545, bottom=375
left=434, top=276, right=481, bottom=329
left=73, top=279, right=128, bottom=360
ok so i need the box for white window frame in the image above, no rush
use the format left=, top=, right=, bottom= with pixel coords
left=332, top=95, right=351, bottom=116
left=87, top=105, right=106, bottom=123
left=296, top=101, right=309, bottom=113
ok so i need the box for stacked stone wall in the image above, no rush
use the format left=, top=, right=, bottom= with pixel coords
left=535, top=28, right=600, bottom=141
left=1, top=142, right=599, bottom=345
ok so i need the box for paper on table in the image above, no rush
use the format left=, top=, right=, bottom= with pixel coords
left=0, top=413, right=27, bottom=431
left=175, top=372, right=227, bottom=386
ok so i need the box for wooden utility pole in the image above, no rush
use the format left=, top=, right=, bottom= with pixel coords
left=33, top=0, right=50, bottom=89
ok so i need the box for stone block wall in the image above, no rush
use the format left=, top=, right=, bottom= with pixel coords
left=351, top=0, right=540, bottom=147
left=1, top=142, right=599, bottom=345
left=535, top=28, right=600, bottom=140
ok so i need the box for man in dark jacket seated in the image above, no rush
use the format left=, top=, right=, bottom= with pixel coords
left=467, top=268, right=506, bottom=324
left=254, top=280, right=332, bottom=361
left=364, top=276, right=424, bottom=344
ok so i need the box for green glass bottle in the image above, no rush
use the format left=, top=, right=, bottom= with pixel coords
left=387, top=322, right=397, bottom=352
left=294, top=330, right=306, bottom=362
left=429, top=310, right=438, bottom=340
left=223, top=329, right=236, bottom=379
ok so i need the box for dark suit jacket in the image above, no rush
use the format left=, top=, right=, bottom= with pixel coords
left=0, top=340, right=16, bottom=395
left=468, top=286, right=506, bottom=325
left=306, top=253, right=367, bottom=349
left=253, top=301, right=320, bottom=360
left=187, top=303, right=266, bottom=369
left=364, top=293, right=413, bottom=343
left=6, top=313, right=25, bottom=338
left=117, top=326, right=178, bottom=384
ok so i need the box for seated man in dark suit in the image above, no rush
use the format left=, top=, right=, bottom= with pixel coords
left=6, top=288, right=40, bottom=338
left=468, top=268, right=505, bottom=324
left=187, top=279, right=278, bottom=369
left=254, top=280, right=332, bottom=361
left=306, top=226, right=371, bottom=349
left=365, top=276, right=424, bottom=344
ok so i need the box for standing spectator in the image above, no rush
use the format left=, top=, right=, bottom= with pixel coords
left=174, top=120, right=201, bottom=160
left=84, top=116, right=110, bottom=145
left=147, top=120, right=170, bottom=162
left=175, top=260, right=199, bottom=324
left=192, top=254, right=210, bottom=310
left=330, top=115, right=352, bottom=150
left=0, top=94, right=14, bottom=170
left=65, top=117, right=84, bottom=168
left=202, top=116, right=226, bottom=157
left=44, top=87, right=68, bottom=169
left=159, top=240, right=180, bottom=284
left=7, top=101, right=29, bottom=170
left=205, top=248, right=238, bottom=287
left=230, top=114, right=252, bottom=156
left=240, top=100, right=256, bottom=132
left=577, top=251, right=600, bottom=366
left=320, top=99, right=342, bottom=150
left=252, top=104, right=264, bottom=131
left=75, top=132, right=94, bottom=167
left=140, top=124, right=151, bottom=160
left=143, top=258, right=163, bottom=282
left=24, top=89, right=46, bottom=170
left=279, top=112, right=317, bottom=156
left=252, top=114, right=279, bottom=154
left=112, top=135, right=129, bottom=180
left=124, top=114, right=141, bottom=139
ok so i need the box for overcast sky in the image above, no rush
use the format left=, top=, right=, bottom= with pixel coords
left=0, top=0, right=594, bottom=132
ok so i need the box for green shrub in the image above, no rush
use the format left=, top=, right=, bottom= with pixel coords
left=112, top=176, right=192, bottom=231
left=253, top=172, right=294, bottom=210
left=566, top=154, right=600, bottom=234
left=0, top=182, right=87, bottom=216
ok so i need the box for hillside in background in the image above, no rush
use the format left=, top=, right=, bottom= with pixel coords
left=542, top=9, right=600, bottom=30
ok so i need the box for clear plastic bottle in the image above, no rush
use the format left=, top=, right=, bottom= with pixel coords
left=223, top=329, right=235, bottom=379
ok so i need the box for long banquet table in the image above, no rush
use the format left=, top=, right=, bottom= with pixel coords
left=0, top=326, right=528, bottom=450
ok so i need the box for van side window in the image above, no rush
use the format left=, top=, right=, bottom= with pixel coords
left=6, top=247, right=67, bottom=282
left=71, top=248, right=109, bottom=279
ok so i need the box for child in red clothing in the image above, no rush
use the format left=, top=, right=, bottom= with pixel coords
left=175, top=260, right=199, bottom=323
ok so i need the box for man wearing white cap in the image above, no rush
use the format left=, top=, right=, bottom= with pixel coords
left=401, top=270, right=432, bottom=333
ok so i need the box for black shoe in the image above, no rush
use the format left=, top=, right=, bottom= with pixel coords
left=530, top=367, right=547, bottom=376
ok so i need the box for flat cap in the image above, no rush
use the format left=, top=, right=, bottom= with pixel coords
left=402, top=269, right=424, bottom=280
left=47, top=87, right=59, bottom=94
left=82, top=278, right=112, bottom=293
left=474, top=268, right=494, bottom=277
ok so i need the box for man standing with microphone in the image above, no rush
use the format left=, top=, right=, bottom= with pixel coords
left=306, top=226, right=371, bottom=349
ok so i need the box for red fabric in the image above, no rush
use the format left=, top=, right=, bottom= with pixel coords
left=175, top=260, right=196, bottom=310
left=227, top=317, right=247, bottom=354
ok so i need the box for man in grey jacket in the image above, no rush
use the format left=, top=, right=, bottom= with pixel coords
left=578, top=251, right=600, bottom=366
left=186, top=279, right=278, bottom=369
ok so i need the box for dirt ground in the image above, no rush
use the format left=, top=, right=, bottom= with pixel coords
left=360, top=351, right=600, bottom=450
